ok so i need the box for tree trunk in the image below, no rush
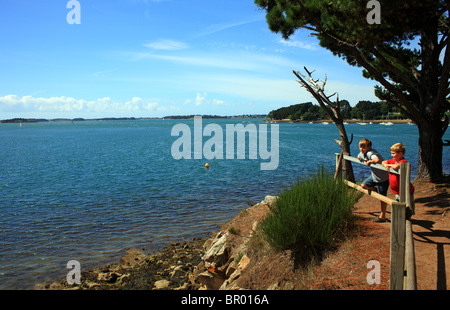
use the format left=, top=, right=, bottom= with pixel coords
left=416, top=122, right=444, bottom=181
left=335, top=122, right=355, bottom=183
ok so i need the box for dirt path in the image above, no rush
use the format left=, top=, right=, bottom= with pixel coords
left=227, top=176, right=449, bottom=290
left=351, top=177, right=449, bottom=290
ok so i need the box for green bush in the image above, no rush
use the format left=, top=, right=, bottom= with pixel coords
left=261, top=166, right=361, bottom=255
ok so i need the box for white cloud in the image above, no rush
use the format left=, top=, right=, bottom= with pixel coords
left=192, top=92, right=226, bottom=107
left=143, top=39, right=189, bottom=50
left=0, top=95, right=159, bottom=115
left=211, top=99, right=225, bottom=106
left=195, top=92, right=207, bottom=106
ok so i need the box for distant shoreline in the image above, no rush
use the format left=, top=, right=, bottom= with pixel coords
left=0, top=115, right=267, bottom=123
left=265, top=118, right=413, bottom=124
left=1, top=116, right=413, bottom=124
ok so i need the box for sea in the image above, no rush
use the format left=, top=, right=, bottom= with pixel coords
left=1, top=118, right=449, bottom=289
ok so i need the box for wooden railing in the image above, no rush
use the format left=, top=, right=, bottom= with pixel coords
left=335, top=153, right=417, bottom=290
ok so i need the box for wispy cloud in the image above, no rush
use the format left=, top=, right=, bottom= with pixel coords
left=194, top=16, right=264, bottom=38
left=278, top=39, right=317, bottom=50
left=144, top=39, right=189, bottom=50
left=130, top=49, right=299, bottom=73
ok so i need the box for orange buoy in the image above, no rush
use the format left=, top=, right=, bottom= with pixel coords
left=205, top=163, right=210, bottom=168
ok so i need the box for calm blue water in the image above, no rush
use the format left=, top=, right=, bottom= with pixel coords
left=1, top=119, right=449, bottom=289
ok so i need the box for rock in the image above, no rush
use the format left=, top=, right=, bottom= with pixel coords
left=153, top=279, right=170, bottom=289
left=120, top=248, right=145, bottom=269
left=170, top=265, right=185, bottom=279
left=219, top=269, right=242, bottom=290
left=174, top=282, right=189, bottom=290
left=202, top=231, right=230, bottom=266
left=97, top=272, right=120, bottom=283
left=237, top=255, right=250, bottom=270
left=264, top=195, right=278, bottom=206
left=195, top=271, right=224, bottom=290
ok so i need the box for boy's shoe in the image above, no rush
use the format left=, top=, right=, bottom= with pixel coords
left=372, top=217, right=387, bottom=223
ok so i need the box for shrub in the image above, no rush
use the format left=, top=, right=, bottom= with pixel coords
left=260, top=166, right=361, bottom=256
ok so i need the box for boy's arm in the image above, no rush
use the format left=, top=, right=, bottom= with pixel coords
left=365, top=155, right=381, bottom=165
left=382, top=160, right=402, bottom=170
left=389, top=162, right=402, bottom=170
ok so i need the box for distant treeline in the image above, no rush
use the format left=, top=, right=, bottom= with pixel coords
left=163, top=114, right=267, bottom=119
left=1, top=114, right=268, bottom=123
left=268, top=100, right=407, bottom=121
left=1, top=118, right=49, bottom=123
left=0, top=117, right=140, bottom=123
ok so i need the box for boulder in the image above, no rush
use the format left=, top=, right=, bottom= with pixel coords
left=201, top=231, right=230, bottom=266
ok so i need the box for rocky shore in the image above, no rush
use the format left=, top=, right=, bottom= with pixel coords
left=37, top=196, right=277, bottom=291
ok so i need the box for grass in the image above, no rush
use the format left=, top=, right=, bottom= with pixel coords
left=260, top=166, right=362, bottom=262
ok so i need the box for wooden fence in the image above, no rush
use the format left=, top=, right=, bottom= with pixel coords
left=335, top=153, right=417, bottom=290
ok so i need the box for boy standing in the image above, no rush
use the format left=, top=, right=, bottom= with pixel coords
left=382, top=143, right=415, bottom=206
left=357, top=138, right=390, bottom=222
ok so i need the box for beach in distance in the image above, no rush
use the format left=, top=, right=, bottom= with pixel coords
left=1, top=118, right=448, bottom=289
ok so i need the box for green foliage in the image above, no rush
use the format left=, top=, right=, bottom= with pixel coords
left=268, top=100, right=405, bottom=121
left=260, top=166, right=362, bottom=254
left=349, top=100, right=405, bottom=120
left=268, top=102, right=315, bottom=120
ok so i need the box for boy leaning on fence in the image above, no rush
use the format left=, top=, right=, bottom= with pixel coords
left=382, top=143, right=415, bottom=214
left=357, top=138, right=390, bottom=223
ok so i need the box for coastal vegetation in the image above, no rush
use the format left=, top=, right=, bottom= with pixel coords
left=267, top=100, right=403, bottom=121
left=260, top=166, right=362, bottom=262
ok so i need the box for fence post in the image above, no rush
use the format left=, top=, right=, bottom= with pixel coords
left=334, top=151, right=343, bottom=180
left=404, top=219, right=417, bottom=289
left=390, top=201, right=406, bottom=290
left=400, top=162, right=417, bottom=289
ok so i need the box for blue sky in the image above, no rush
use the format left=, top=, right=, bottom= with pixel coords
left=0, top=0, right=379, bottom=119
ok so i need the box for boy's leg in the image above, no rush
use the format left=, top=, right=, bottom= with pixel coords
left=374, top=181, right=389, bottom=222
left=379, top=202, right=387, bottom=221
left=361, top=176, right=377, bottom=192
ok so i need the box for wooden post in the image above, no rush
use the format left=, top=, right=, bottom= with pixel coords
left=404, top=219, right=417, bottom=290
left=390, top=201, right=406, bottom=290
left=334, top=151, right=343, bottom=180
left=400, top=162, right=416, bottom=289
